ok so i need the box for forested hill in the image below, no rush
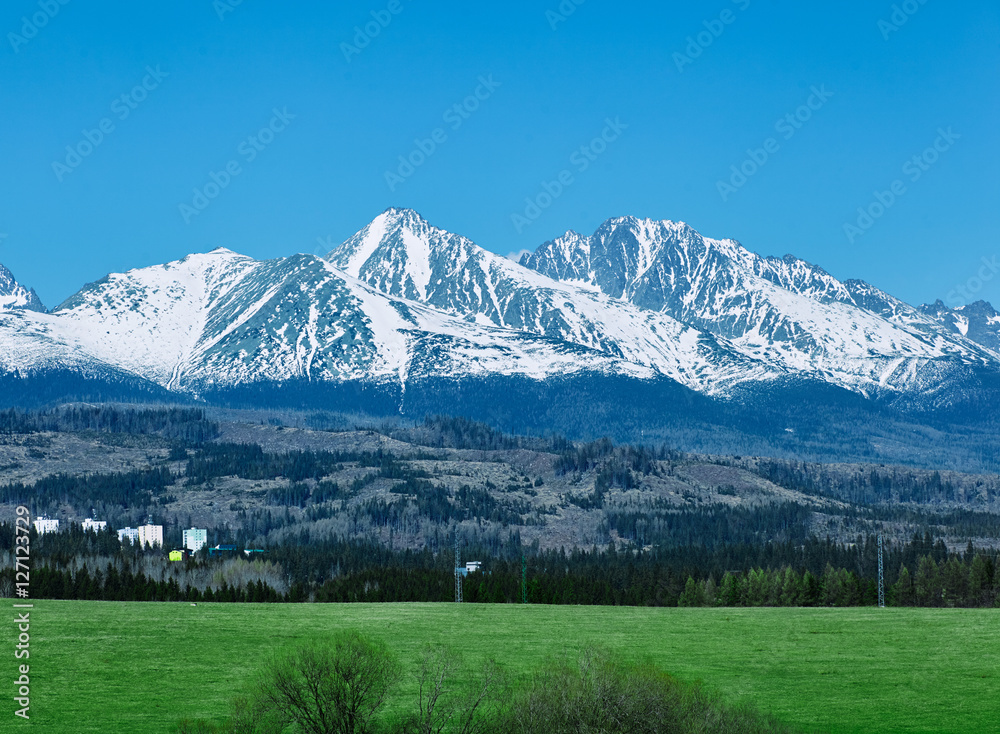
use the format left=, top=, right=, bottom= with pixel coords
left=1, top=406, right=998, bottom=606
left=2, top=406, right=1000, bottom=552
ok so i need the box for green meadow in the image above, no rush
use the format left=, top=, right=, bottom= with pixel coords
left=10, top=601, right=999, bottom=733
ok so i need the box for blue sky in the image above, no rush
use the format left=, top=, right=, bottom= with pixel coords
left=1, top=0, right=998, bottom=310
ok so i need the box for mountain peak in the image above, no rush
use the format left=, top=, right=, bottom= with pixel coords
left=918, top=298, right=1000, bottom=351
left=380, top=206, right=425, bottom=221
left=0, top=263, right=45, bottom=312
left=326, top=209, right=482, bottom=302
left=521, top=216, right=724, bottom=296
left=956, top=299, right=998, bottom=315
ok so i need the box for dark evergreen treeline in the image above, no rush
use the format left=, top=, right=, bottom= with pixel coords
left=184, top=443, right=437, bottom=484
left=8, top=520, right=994, bottom=607
left=312, top=536, right=999, bottom=608
left=17, top=563, right=288, bottom=603
left=0, top=466, right=174, bottom=507
left=303, top=535, right=1000, bottom=608
left=394, top=414, right=570, bottom=452
left=604, top=503, right=813, bottom=548
left=737, top=457, right=999, bottom=506
left=0, top=405, right=219, bottom=442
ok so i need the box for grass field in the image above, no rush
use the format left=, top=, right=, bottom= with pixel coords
left=9, top=601, right=998, bottom=733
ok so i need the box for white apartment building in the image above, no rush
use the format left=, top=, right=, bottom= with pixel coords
left=82, top=518, right=107, bottom=533
left=33, top=516, right=60, bottom=535
left=138, top=523, right=164, bottom=548
left=183, top=527, right=207, bottom=553
left=118, top=527, right=140, bottom=545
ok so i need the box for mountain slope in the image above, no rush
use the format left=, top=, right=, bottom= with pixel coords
left=0, top=264, right=44, bottom=312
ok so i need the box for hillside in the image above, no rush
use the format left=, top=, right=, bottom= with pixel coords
left=3, top=407, right=998, bottom=554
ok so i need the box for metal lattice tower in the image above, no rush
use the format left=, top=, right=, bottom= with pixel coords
left=877, top=533, right=885, bottom=608
left=454, top=533, right=463, bottom=603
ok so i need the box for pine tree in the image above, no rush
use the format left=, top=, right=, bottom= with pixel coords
left=678, top=576, right=706, bottom=607
left=968, top=556, right=991, bottom=606
left=892, top=566, right=915, bottom=606
left=914, top=556, right=940, bottom=607
left=718, top=572, right=741, bottom=607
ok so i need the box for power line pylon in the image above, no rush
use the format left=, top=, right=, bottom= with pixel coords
left=877, top=533, right=885, bottom=608
left=454, top=532, right=463, bottom=603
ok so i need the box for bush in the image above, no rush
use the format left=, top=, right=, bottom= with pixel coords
left=183, top=642, right=795, bottom=734
left=486, top=647, right=796, bottom=734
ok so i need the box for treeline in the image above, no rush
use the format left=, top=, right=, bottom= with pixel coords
left=676, top=553, right=999, bottom=608
left=742, top=457, right=999, bottom=506
left=0, top=405, right=219, bottom=442
left=184, top=443, right=437, bottom=484
left=0, top=466, right=174, bottom=508
left=314, top=541, right=999, bottom=608
left=554, top=436, right=675, bottom=476
left=604, top=503, right=814, bottom=548
left=3, top=523, right=998, bottom=607
left=392, top=414, right=569, bottom=452
left=0, top=523, right=294, bottom=601
left=239, top=530, right=1000, bottom=607
left=12, top=563, right=289, bottom=603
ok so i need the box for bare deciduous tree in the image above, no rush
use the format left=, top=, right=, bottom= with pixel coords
left=404, top=645, right=507, bottom=734
left=235, top=631, right=400, bottom=734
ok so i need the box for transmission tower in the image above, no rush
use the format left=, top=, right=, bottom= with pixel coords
left=454, top=532, right=463, bottom=603
left=877, top=533, right=885, bottom=608
left=521, top=554, right=527, bottom=604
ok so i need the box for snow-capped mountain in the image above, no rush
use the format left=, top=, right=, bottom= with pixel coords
left=326, top=208, right=772, bottom=393
left=1, top=209, right=998, bottom=413
left=0, top=264, right=44, bottom=312
left=520, top=216, right=998, bottom=393
left=3, top=248, right=674, bottom=392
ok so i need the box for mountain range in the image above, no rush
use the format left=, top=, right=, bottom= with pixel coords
left=2, top=208, right=999, bottom=440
